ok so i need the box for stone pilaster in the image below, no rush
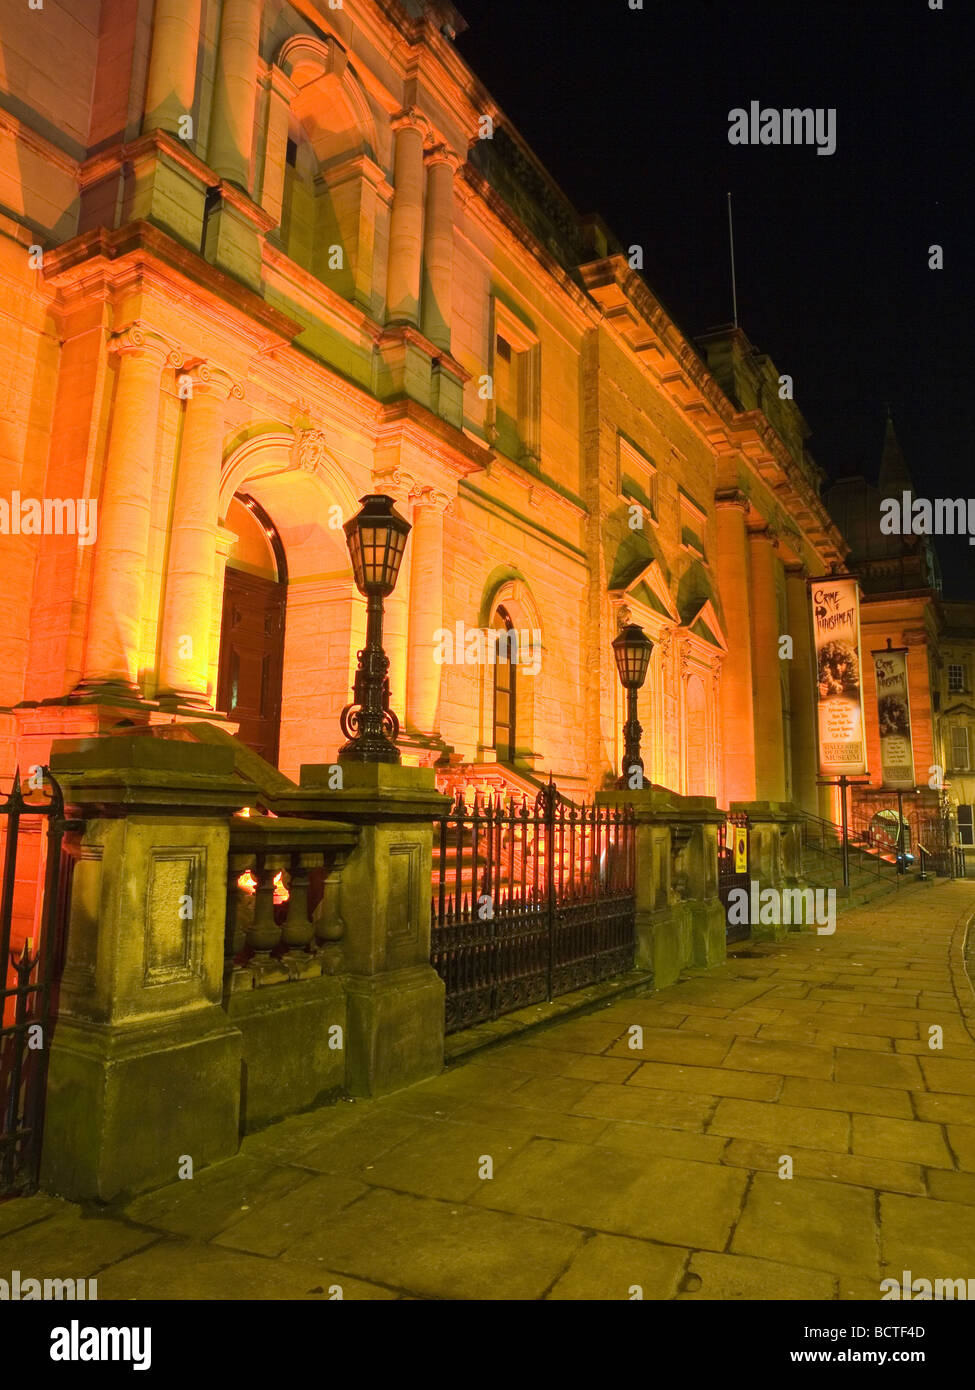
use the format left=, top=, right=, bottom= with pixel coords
left=785, top=563, right=820, bottom=815
left=715, top=491, right=756, bottom=801
left=77, top=328, right=171, bottom=697
left=158, top=364, right=243, bottom=705
left=749, top=524, right=787, bottom=803
left=421, top=146, right=459, bottom=351
left=386, top=111, right=429, bottom=326
left=406, top=486, right=450, bottom=738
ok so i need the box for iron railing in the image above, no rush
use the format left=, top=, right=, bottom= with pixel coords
left=0, top=767, right=78, bottom=1194
left=717, top=812, right=750, bottom=942
left=431, top=784, right=636, bottom=1033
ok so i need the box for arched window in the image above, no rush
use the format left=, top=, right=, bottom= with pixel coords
left=492, top=606, right=517, bottom=761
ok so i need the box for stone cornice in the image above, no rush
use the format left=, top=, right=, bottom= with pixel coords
left=41, top=223, right=300, bottom=353
left=375, top=397, right=490, bottom=481
left=579, top=254, right=848, bottom=569
left=0, top=104, right=80, bottom=178
left=457, top=164, right=598, bottom=336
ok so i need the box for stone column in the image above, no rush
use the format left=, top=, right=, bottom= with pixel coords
left=406, top=487, right=449, bottom=737
left=143, top=0, right=203, bottom=136
left=715, top=491, right=756, bottom=801
left=785, top=563, right=819, bottom=815
left=158, top=364, right=242, bottom=704
left=749, top=526, right=787, bottom=803
left=78, top=329, right=169, bottom=695
left=386, top=112, right=427, bottom=326
left=208, top=0, right=262, bottom=189
left=421, top=146, right=458, bottom=351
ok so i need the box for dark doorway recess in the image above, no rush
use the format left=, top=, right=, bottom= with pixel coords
left=217, top=495, right=287, bottom=767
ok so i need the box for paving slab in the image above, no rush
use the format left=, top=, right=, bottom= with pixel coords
left=545, top=1233, right=688, bottom=1300
left=472, top=1137, right=748, bottom=1251
left=779, top=1077, right=913, bottom=1119
left=680, top=1250, right=836, bottom=1300
left=722, top=1037, right=835, bottom=1080
left=721, top=1138, right=925, bottom=1195
left=732, top=1173, right=880, bottom=1277
left=627, top=1060, right=782, bottom=1101
left=571, top=1080, right=718, bottom=1129
left=851, top=1115, right=955, bottom=1168
left=708, top=1097, right=849, bottom=1152
left=0, top=1208, right=160, bottom=1277
left=281, top=1186, right=586, bottom=1300
left=879, top=1192, right=975, bottom=1273
left=834, top=1048, right=925, bottom=1090
left=97, top=1237, right=400, bottom=1300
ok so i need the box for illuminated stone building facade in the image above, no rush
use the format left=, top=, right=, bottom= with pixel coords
left=1, top=0, right=850, bottom=815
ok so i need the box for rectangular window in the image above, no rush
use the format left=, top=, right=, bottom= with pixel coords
left=951, top=725, right=970, bottom=770
left=491, top=302, right=541, bottom=468
left=619, top=436, right=658, bottom=522
left=958, top=805, right=974, bottom=847
left=948, top=663, right=965, bottom=694
left=680, top=492, right=708, bottom=561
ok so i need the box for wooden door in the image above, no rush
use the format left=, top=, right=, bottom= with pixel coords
left=217, top=567, right=286, bottom=767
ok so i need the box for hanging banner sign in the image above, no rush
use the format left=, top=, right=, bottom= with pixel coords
left=733, top=825, right=748, bottom=873
left=872, top=646, right=915, bottom=789
left=810, top=576, right=868, bottom=776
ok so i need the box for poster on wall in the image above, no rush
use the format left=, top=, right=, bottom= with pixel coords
left=733, top=825, right=748, bottom=873
left=810, top=576, right=868, bottom=777
left=872, top=645, right=915, bottom=789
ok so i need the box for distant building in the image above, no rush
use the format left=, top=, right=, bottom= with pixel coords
left=825, top=418, right=968, bottom=865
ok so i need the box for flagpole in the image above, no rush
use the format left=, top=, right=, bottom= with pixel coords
left=727, top=191, right=739, bottom=328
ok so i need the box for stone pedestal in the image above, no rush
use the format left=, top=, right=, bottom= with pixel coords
left=293, top=762, right=449, bottom=1096
left=731, top=800, right=806, bottom=941
left=41, top=736, right=250, bottom=1201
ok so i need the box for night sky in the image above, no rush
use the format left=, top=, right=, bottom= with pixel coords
left=454, top=0, right=973, bottom=597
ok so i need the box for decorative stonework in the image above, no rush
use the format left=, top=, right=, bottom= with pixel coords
left=143, top=848, right=204, bottom=986
left=386, top=842, right=419, bottom=944
left=295, top=428, right=329, bottom=472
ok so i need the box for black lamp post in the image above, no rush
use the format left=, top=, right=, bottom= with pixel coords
left=612, top=623, right=654, bottom=788
left=339, top=494, right=411, bottom=763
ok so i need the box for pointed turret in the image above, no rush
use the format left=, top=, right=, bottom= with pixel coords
left=878, top=410, right=913, bottom=497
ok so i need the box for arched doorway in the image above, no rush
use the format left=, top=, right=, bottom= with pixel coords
left=217, top=494, right=287, bottom=766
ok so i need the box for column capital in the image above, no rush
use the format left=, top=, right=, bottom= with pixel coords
left=748, top=523, right=779, bottom=549
left=714, top=488, right=750, bottom=513
left=391, top=107, right=432, bottom=139
left=424, top=143, right=461, bottom=172
left=409, top=484, right=452, bottom=515
left=784, top=560, right=809, bottom=580
left=373, top=465, right=417, bottom=504
left=108, top=325, right=174, bottom=367
left=179, top=360, right=245, bottom=401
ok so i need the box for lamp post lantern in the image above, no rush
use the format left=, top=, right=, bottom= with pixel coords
left=612, top=623, right=653, bottom=789
left=338, top=494, right=411, bottom=763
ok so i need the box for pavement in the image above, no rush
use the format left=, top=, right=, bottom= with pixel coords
left=2, top=878, right=975, bottom=1301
